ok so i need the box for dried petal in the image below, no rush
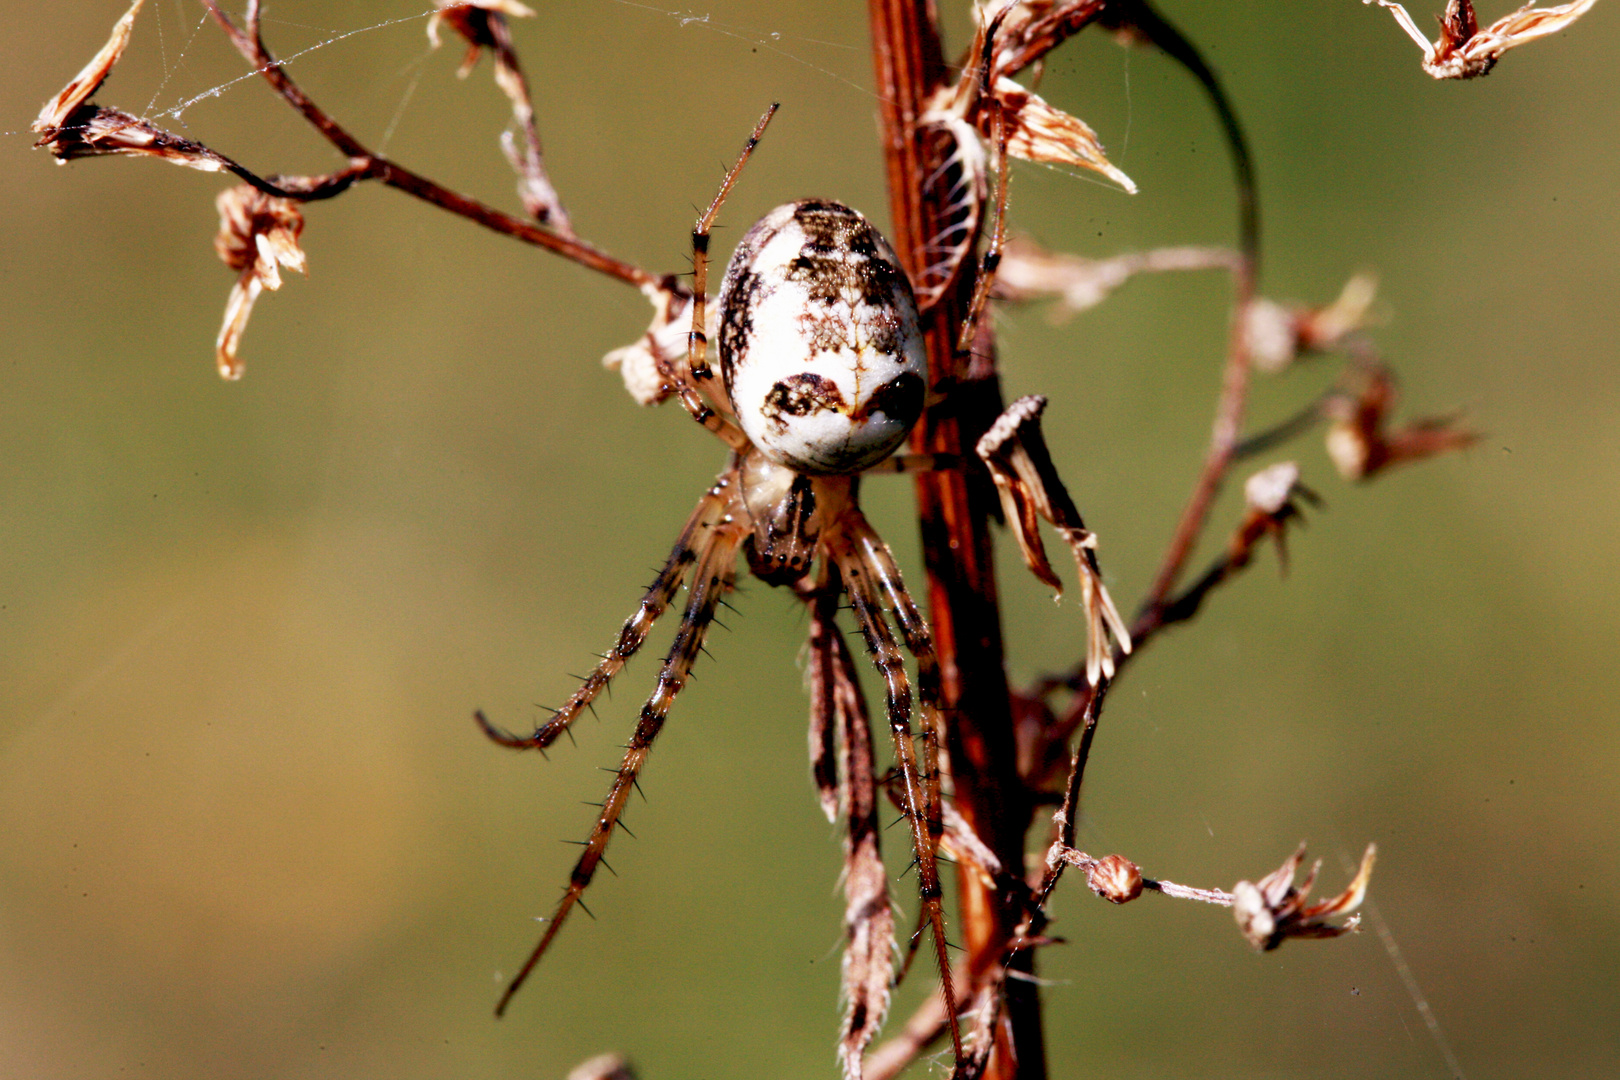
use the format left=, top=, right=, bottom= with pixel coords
left=217, top=274, right=264, bottom=382
left=34, top=0, right=145, bottom=140
left=991, top=77, right=1136, bottom=193
left=1365, top=0, right=1598, bottom=79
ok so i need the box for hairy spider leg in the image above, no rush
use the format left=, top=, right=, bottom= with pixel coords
left=838, top=512, right=955, bottom=992
left=677, top=103, right=780, bottom=452
left=493, top=513, right=746, bottom=1017
left=833, top=522, right=965, bottom=1064
left=475, top=477, right=735, bottom=750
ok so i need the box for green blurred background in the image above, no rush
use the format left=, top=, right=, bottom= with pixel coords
left=2, top=2, right=1616, bottom=1077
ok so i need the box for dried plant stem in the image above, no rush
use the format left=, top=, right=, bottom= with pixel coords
left=198, top=0, right=653, bottom=290
left=1122, top=0, right=1261, bottom=640
left=868, top=3, right=1043, bottom=1078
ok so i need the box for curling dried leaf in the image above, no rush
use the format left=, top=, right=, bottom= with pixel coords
left=807, top=587, right=894, bottom=1080
left=992, top=77, right=1136, bottom=193
left=912, top=118, right=989, bottom=310
left=976, top=396, right=1131, bottom=684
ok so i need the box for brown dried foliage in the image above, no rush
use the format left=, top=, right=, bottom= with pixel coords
left=1367, top=0, right=1598, bottom=78
left=32, top=1, right=1581, bottom=1078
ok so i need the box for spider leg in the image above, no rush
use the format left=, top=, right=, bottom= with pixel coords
left=676, top=104, right=778, bottom=452
left=493, top=516, right=744, bottom=1017
left=475, top=473, right=734, bottom=750
left=832, top=512, right=964, bottom=1066
left=838, top=509, right=955, bottom=989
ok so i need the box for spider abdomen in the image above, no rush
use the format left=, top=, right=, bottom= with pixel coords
left=718, top=200, right=927, bottom=475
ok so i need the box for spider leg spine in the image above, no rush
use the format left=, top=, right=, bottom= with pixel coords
left=493, top=519, right=743, bottom=1018
left=834, top=530, right=965, bottom=1063
left=475, top=481, right=729, bottom=752
left=676, top=106, right=778, bottom=449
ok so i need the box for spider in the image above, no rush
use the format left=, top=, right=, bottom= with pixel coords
left=475, top=104, right=1041, bottom=1065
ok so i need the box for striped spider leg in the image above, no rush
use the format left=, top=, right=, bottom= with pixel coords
left=474, top=470, right=748, bottom=1016
left=825, top=498, right=962, bottom=1066
left=477, top=107, right=968, bottom=1070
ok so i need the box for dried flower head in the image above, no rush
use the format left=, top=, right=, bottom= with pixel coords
left=1366, top=0, right=1598, bottom=79
left=1245, top=273, right=1380, bottom=374
left=214, top=185, right=308, bottom=380
left=1325, top=366, right=1479, bottom=481
left=1086, top=854, right=1144, bottom=904
left=428, top=0, right=536, bottom=73
left=566, top=1054, right=636, bottom=1080
left=603, top=285, right=720, bottom=407
left=40, top=106, right=236, bottom=173
left=1233, top=843, right=1376, bottom=951
left=1230, top=461, right=1321, bottom=574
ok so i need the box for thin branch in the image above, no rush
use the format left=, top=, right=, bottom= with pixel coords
left=1144, top=878, right=1234, bottom=906
left=1122, top=0, right=1262, bottom=638
left=198, top=0, right=654, bottom=290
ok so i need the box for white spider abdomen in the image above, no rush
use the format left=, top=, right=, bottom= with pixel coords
left=718, top=200, right=927, bottom=475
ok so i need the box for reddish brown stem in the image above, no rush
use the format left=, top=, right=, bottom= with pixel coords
left=867, top=2, right=1044, bottom=1077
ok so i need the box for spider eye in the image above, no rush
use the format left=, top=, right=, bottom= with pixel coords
left=718, top=201, right=927, bottom=475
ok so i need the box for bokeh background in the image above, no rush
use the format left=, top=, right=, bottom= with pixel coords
left=2, top=2, right=1616, bottom=1077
